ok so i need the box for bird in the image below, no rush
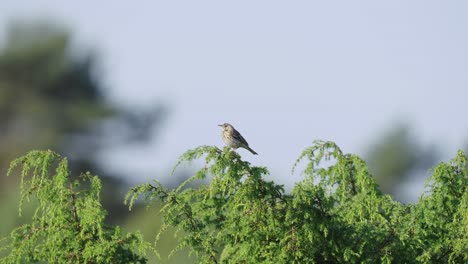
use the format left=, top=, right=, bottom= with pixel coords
left=218, top=123, right=258, bottom=155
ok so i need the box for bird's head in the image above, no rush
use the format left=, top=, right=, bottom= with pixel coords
left=218, top=123, right=233, bottom=131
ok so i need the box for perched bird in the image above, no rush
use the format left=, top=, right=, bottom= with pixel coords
left=218, top=123, right=258, bottom=155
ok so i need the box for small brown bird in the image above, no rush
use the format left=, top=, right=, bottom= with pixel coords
left=218, top=123, right=258, bottom=155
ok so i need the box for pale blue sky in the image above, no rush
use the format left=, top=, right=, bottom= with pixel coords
left=2, top=1, right=468, bottom=199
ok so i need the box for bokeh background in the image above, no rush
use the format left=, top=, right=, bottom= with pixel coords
left=1, top=1, right=467, bottom=262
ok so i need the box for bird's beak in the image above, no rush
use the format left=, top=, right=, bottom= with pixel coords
left=218, top=124, right=223, bottom=127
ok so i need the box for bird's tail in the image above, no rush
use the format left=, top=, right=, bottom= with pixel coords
left=246, top=146, right=258, bottom=155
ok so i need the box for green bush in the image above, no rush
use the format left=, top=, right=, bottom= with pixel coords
left=2, top=141, right=467, bottom=263
left=0, top=150, right=148, bottom=263
left=127, top=141, right=467, bottom=263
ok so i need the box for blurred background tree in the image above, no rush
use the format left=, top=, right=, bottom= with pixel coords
left=365, top=122, right=439, bottom=201
left=0, top=21, right=106, bottom=171
left=0, top=19, right=165, bottom=227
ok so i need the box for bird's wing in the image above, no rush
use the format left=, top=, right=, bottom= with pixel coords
left=232, top=129, right=249, bottom=146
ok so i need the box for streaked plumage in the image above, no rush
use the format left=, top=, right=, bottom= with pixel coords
left=218, top=123, right=258, bottom=155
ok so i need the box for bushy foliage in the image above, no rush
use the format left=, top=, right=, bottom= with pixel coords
left=1, top=141, right=466, bottom=263
left=127, top=141, right=467, bottom=263
left=0, top=150, right=148, bottom=263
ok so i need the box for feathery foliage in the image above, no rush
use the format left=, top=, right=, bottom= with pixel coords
left=0, top=150, right=149, bottom=263
left=127, top=141, right=467, bottom=263
left=1, top=140, right=467, bottom=263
